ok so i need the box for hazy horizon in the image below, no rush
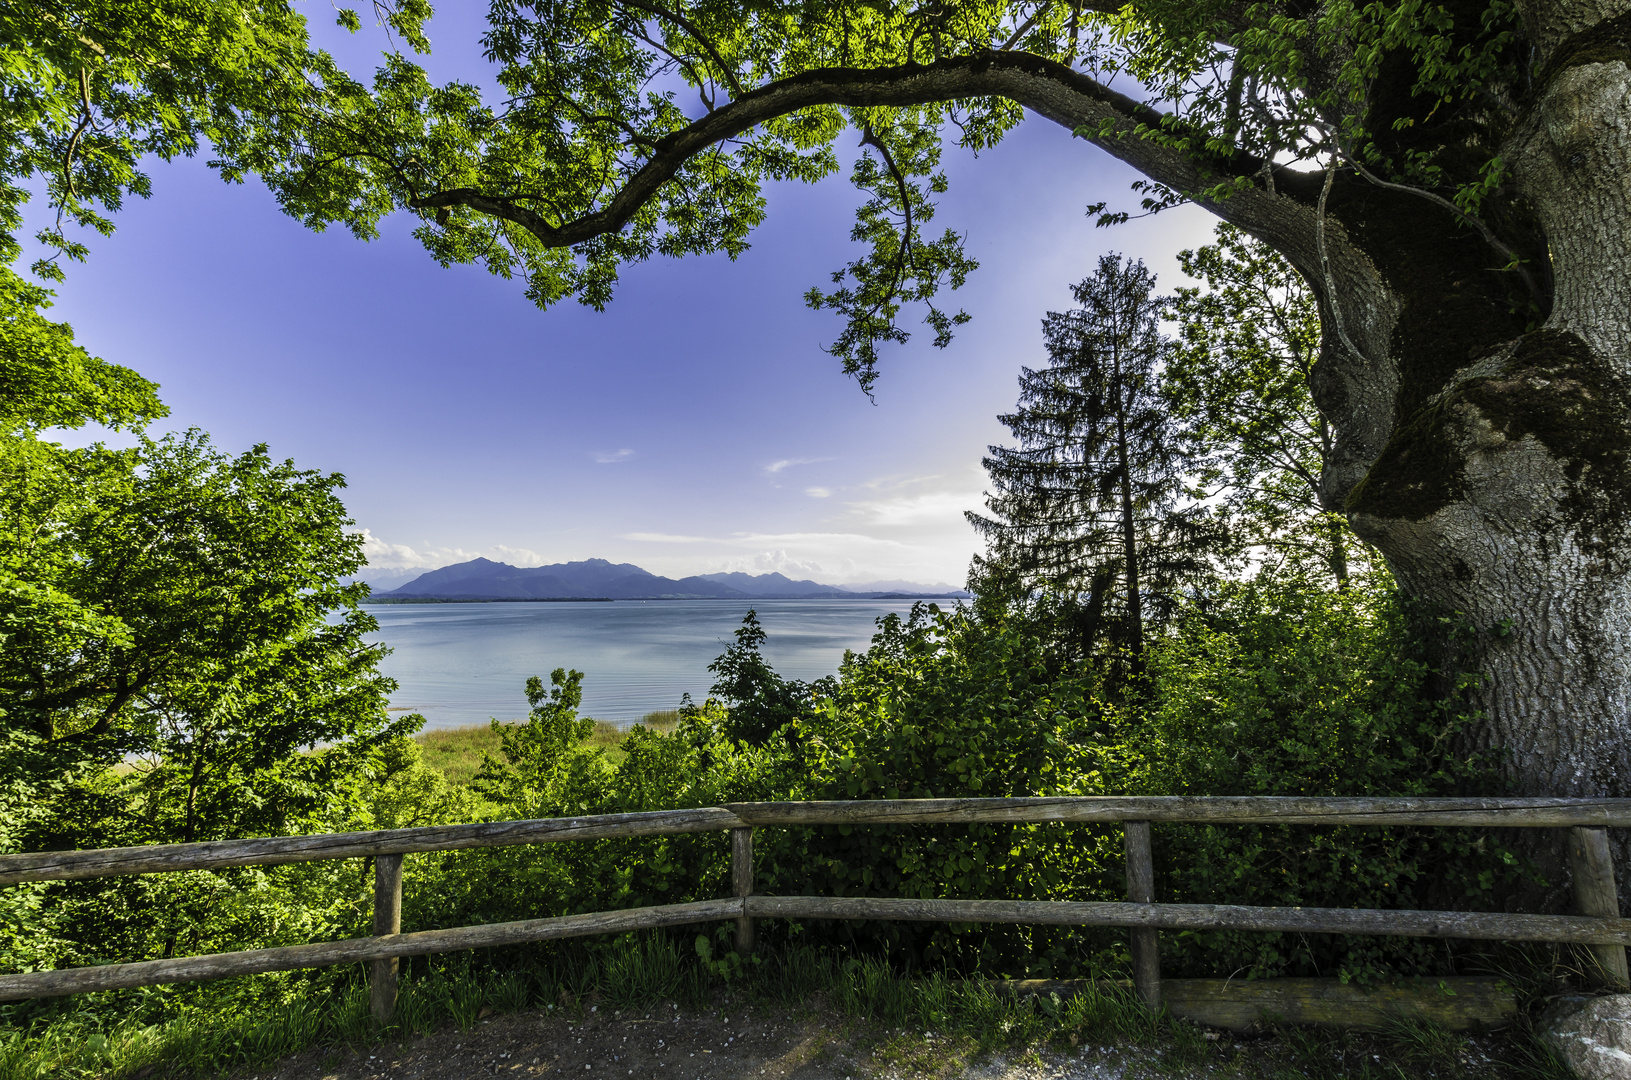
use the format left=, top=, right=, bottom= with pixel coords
left=352, top=557, right=967, bottom=594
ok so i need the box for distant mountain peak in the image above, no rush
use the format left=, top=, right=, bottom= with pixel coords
left=376, top=558, right=968, bottom=601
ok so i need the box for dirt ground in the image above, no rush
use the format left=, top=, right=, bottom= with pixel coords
left=249, top=1001, right=882, bottom=1080
left=238, top=999, right=1527, bottom=1080
left=238, top=1001, right=1185, bottom=1080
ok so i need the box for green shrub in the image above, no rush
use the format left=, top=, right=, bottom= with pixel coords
left=1094, top=571, right=1530, bottom=979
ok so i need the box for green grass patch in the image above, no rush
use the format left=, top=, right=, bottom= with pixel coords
left=413, top=710, right=680, bottom=784
left=412, top=724, right=508, bottom=786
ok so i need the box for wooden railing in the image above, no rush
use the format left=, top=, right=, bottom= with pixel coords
left=1, top=797, right=1627, bottom=1022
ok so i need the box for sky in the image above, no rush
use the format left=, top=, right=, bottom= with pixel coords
left=41, top=8, right=1220, bottom=589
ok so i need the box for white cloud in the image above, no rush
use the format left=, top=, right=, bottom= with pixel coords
left=358, top=530, right=481, bottom=569
left=805, top=487, right=832, bottom=498
left=846, top=487, right=984, bottom=527
left=593, top=448, right=635, bottom=464
left=620, top=532, right=713, bottom=543
left=765, top=456, right=832, bottom=475
left=837, top=469, right=987, bottom=528
left=358, top=531, right=548, bottom=570
left=491, top=545, right=544, bottom=566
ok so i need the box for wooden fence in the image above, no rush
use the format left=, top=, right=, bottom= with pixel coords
left=1, top=797, right=1627, bottom=1024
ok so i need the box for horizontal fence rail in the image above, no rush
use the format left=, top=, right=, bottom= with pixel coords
left=0, top=808, right=748, bottom=887
left=729, top=796, right=1631, bottom=829
left=1, top=797, right=1626, bottom=1013
left=0, top=900, right=743, bottom=1000
left=6, top=797, right=1631, bottom=887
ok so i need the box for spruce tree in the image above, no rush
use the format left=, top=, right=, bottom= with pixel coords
left=967, top=255, right=1224, bottom=672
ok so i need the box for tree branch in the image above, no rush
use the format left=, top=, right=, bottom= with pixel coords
left=409, top=52, right=1279, bottom=250
left=618, top=0, right=746, bottom=99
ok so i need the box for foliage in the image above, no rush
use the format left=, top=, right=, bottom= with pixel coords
left=763, top=600, right=1121, bottom=973
left=0, top=0, right=1549, bottom=405
left=1094, top=571, right=1527, bottom=980
left=0, top=269, right=162, bottom=433
left=0, top=580, right=1545, bottom=1064
left=1165, top=224, right=1371, bottom=586
left=170, top=0, right=1528, bottom=386
left=473, top=668, right=600, bottom=817
left=969, top=254, right=1228, bottom=671
left=368, top=590, right=1523, bottom=982
left=0, top=253, right=410, bottom=980
left=0, top=0, right=356, bottom=278
left=704, top=610, right=822, bottom=745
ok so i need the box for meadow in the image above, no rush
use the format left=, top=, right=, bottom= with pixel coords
left=411, top=710, right=680, bottom=784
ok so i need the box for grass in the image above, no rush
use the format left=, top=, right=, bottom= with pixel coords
left=0, top=938, right=1577, bottom=1080
left=412, top=724, right=508, bottom=785
left=413, top=709, right=680, bottom=784
left=13, top=912, right=1569, bottom=1073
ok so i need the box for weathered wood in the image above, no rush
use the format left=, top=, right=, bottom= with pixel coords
left=1568, top=826, right=1630, bottom=988
left=0, top=807, right=749, bottom=886
left=743, top=895, right=1631, bottom=945
left=1124, top=821, right=1161, bottom=1011
left=11, top=798, right=1631, bottom=887
left=1160, top=976, right=1518, bottom=1031
left=0, top=898, right=744, bottom=1001
left=725, top=797, right=1631, bottom=829
left=732, top=827, right=755, bottom=956
left=371, top=854, right=404, bottom=1025
left=997, top=976, right=1517, bottom=1031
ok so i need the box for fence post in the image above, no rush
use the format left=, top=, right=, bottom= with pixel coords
left=1125, top=820, right=1161, bottom=1011
left=732, top=827, right=756, bottom=956
left=1568, top=826, right=1629, bottom=988
left=371, top=854, right=404, bottom=1025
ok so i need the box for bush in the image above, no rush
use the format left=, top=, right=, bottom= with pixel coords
left=1094, top=571, right=1529, bottom=979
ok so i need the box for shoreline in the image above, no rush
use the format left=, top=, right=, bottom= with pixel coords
left=363, top=594, right=967, bottom=604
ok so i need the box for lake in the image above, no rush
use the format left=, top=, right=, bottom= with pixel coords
left=366, top=598, right=949, bottom=730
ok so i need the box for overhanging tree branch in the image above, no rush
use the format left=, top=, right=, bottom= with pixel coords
left=406, top=52, right=1278, bottom=250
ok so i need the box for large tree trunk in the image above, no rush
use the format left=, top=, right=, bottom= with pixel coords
left=1212, top=8, right=1631, bottom=906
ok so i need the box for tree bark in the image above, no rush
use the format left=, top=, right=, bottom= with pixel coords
left=1279, top=7, right=1631, bottom=905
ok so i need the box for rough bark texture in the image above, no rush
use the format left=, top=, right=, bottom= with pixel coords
left=1275, top=2, right=1631, bottom=907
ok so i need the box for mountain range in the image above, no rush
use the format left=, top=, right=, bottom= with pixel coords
left=368, top=558, right=969, bottom=601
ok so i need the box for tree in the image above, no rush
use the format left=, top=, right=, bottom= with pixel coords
left=3, top=428, right=408, bottom=849
left=11, top=2, right=1631, bottom=887
left=705, top=610, right=819, bottom=744
left=0, top=275, right=404, bottom=831
left=969, top=255, right=1223, bottom=672
left=473, top=667, right=600, bottom=817
left=0, top=274, right=412, bottom=965
left=0, top=0, right=337, bottom=287
left=1165, top=224, right=1369, bottom=588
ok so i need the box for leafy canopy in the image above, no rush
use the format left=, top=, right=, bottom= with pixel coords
left=249, top=0, right=1520, bottom=384
left=1165, top=224, right=1371, bottom=586
left=5, top=0, right=1524, bottom=389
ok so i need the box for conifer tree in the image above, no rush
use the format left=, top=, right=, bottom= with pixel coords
left=967, top=255, right=1224, bottom=672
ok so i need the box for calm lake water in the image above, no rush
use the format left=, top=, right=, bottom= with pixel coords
left=366, top=598, right=948, bottom=730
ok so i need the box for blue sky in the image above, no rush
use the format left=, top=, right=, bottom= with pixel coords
left=42, top=10, right=1219, bottom=588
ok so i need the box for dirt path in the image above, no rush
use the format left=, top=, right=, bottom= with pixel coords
left=239, top=997, right=1531, bottom=1080
left=251, top=1002, right=878, bottom=1080
left=242, top=1003, right=1182, bottom=1080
